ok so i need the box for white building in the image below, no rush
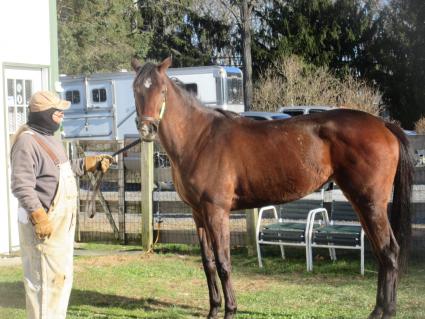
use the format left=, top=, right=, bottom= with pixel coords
left=0, top=0, right=60, bottom=254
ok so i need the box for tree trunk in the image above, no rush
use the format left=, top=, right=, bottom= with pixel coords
left=240, top=0, right=253, bottom=111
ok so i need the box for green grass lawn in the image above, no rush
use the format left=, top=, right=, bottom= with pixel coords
left=0, top=243, right=424, bottom=318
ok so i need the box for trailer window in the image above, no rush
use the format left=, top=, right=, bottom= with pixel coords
left=184, top=83, right=198, bottom=95
left=65, top=90, right=80, bottom=104
left=92, top=88, right=107, bottom=103
left=227, top=73, right=243, bottom=104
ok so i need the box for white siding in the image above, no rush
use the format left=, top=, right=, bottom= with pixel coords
left=0, top=0, right=52, bottom=254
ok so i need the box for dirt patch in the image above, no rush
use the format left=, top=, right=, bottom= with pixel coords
left=0, top=256, right=21, bottom=267
left=75, top=252, right=149, bottom=267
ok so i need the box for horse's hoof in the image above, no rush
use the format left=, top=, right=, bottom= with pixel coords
left=381, top=310, right=396, bottom=319
left=207, top=307, right=220, bottom=319
left=223, top=309, right=236, bottom=319
left=368, top=308, right=383, bottom=319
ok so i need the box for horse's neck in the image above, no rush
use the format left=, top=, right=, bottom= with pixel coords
left=159, top=89, right=212, bottom=163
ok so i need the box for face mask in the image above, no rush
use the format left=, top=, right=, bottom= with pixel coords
left=27, top=108, right=60, bottom=135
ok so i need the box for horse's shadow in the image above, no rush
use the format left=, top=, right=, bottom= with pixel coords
left=0, top=281, right=204, bottom=317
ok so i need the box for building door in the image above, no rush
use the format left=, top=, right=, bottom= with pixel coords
left=5, top=67, right=46, bottom=134
left=2, top=66, right=47, bottom=253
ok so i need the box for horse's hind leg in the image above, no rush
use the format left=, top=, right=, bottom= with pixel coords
left=203, top=203, right=237, bottom=319
left=349, top=200, right=399, bottom=319
left=367, top=227, right=399, bottom=319
left=193, top=214, right=222, bottom=318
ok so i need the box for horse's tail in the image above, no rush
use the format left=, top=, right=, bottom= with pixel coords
left=385, top=122, right=414, bottom=273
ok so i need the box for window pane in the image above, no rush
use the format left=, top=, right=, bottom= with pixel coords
left=65, top=91, right=73, bottom=102
left=100, top=88, right=106, bottom=102
left=8, top=107, right=16, bottom=132
left=73, top=90, right=80, bottom=104
left=17, top=106, right=26, bottom=126
left=184, top=83, right=198, bottom=95
left=227, top=76, right=243, bottom=104
left=25, top=80, right=32, bottom=105
left=16, top=80, right=24, bottom=105
left=92, top=89, right=99, bottom=102
left=7, top=79, right=14, bottom=97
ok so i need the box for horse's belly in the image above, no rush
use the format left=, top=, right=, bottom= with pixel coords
left=232, top=181, right=312, bottom=210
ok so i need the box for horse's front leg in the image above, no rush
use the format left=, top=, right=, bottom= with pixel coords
left=194, top=214, right=222, bottom=318
left=203, top=203, right=237, bottom=319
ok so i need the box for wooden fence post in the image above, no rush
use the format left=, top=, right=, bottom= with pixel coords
left=117, top=140, right=126, bottom=244
left=245, top=208, right=258, bottom=256
left=141, top=141, right=154, bottom=251
left=71, top=141, right=81, bottom=242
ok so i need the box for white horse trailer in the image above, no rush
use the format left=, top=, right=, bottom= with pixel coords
left=60, top=65, right=244, bottom=140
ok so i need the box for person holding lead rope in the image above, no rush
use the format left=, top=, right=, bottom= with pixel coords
left=10, top=91, right=113, bottom=319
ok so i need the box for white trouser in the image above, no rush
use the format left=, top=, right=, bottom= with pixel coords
left=18, top=161, right=78, bottom=319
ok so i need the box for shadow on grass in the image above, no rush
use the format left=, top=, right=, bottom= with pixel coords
left=0, top=281, right=204, bottom=317
left=70, top=288, right=204, bottom=314
left=0, top=281, right=25, bottom=309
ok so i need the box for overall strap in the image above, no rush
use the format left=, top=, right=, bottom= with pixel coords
left=30, top=134, right=61, bottom=167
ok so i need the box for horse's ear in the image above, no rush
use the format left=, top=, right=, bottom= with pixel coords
left=158, top=57, right=172, bottom=74
left=131, top=57, right=142, bottom=72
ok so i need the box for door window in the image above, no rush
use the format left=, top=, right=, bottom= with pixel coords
left=7, top=78, right=33, bottom=133
left=5, top=67, right=45, bottom=134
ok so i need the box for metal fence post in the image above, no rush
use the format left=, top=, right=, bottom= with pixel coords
left=141, top=141, right=154, bottom=251
left=246, top=208, right=258, bottom=256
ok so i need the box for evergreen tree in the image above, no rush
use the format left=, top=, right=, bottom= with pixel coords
left=252, top=0, right=379, bottom=78
left=58, top=0, right=150, bottom=74
left=367, top=0, right=425, bottom=127
left=135, top=0, right=231, bottom=67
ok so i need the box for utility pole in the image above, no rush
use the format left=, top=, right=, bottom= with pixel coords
left=240, top=0, right=253, bottom=111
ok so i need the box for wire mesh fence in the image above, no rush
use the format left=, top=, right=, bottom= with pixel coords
left=152, top=142, right=247, bottom=246
left=70, top=139, right=248, bottom=246
left=69, top=137, right=425, bottom=261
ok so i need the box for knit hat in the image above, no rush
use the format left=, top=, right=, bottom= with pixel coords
left=28, top=91, right=70, bottom=112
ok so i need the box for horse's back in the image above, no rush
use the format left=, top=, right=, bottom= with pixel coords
left=224, top=109, right=401, bottom=209
left=311, top=109, right=400, bottom=203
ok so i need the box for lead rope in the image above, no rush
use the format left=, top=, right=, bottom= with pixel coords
left=88, top=139, right=141, bottom=218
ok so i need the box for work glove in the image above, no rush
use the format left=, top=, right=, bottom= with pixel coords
left=30, top=208, right=52, bottom=239
left=85, top=154, right=114, bottom=173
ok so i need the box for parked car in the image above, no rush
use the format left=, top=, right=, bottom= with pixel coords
left=278, top=105, right=334, bottom=116
left=403, top=129, right=417, bottom=136
left=240, top=111, right=291, bottom=121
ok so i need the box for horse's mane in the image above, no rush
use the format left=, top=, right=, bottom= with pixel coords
left=134, top=62, right=239, bottom=119
left=213, top=108, right=240, bottom=118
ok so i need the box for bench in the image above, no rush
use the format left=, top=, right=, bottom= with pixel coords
left=256, top=190, right=334, bottom=270
left=307, top=200, right=365, bottom=274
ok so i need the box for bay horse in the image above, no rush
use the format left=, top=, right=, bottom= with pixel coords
left=131, top=57, right=413, bottom=319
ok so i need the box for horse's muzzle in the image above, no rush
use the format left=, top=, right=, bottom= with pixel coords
left=139, top=122, right=157, bottom=142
